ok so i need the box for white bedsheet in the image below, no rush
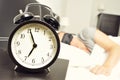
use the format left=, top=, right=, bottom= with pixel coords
left=58, top=36, right=120, bottom=80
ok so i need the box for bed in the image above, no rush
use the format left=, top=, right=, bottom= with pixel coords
left=58, top=36, right=120, bottom=80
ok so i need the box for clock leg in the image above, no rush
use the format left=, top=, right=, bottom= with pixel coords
left=45, top=68, right=50, bottom=73
left=14, top=65, right=51, bottom=73
left=14, top=65, right=25, bottom=73
left=14, top=65, right=18, bottom=71
left=14, top=65, right=31, bottom=73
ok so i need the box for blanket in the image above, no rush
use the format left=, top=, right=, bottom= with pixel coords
left=58, top=36, right=120, bottom=80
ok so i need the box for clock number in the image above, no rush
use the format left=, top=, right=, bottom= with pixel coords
left=35, top=28, right=39, bottom=32
left=17, top=50, right=21, bottom=54
left=32, top=59, right=35, bottom=63
left=48, top=37, right=52, bottom=41
left=41, top=57, right=44, bottom=64
left=24, top=56, right=28, bottom=61
left=16, top=41, right=20, bottom=46
left=43, top=30, right=46, bottom=35
left=27, top=29, right=31, bottom=33
left=47, top=52, right=52, bottom=58
left=50, top=45, right=54, bottom=49
left=20, top=34, right=25, bottom=39
left=47, top=52, right=50, bottom=56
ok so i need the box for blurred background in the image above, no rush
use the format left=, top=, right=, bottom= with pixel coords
left=0, top=0, right=120, bottom=37
left=36, top=0, right=120, bottom=34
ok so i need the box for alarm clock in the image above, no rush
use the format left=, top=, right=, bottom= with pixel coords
left=8, top=3, right=60, bottom=72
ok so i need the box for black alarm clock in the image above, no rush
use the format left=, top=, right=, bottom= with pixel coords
left=8, top=3, right=60, bottom=72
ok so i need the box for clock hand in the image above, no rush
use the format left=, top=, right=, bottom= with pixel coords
left=28, top=43, right=37, bottom=57
left=28, top=47, right=34, bottom=57
left=30, top=29, right=36, bottom=44
left=28, top=29, right=37, bottom=57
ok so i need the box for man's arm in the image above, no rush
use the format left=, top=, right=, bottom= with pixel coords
left=90, top=29, right=120, bottom=76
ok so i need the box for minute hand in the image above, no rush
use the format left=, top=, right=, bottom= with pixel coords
left=30, top=29, right=36, bottom=44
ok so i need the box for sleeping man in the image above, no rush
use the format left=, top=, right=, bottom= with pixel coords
left=58, top=27, right=120, bottom=76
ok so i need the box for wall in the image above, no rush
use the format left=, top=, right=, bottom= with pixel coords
left=36, top=0, right=120, bottom=34
left=36, top=0, right=93, bottom=33
left=64, top=0, right=93, bottom=33
left=36, top=0, right=68, bottom=31
left=36, top=0, right=66, bottom=17
left=90, top=0, right=120, bottom=28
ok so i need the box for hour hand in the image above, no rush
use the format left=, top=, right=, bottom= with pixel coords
left=28, top=47, right=34, bottom=57
left=28, top=43, right=37, bottom=57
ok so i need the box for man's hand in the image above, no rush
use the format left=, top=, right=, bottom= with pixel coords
left=90, top=65, right=112, bottom=76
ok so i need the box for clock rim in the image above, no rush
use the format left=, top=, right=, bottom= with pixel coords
left=8, top=20, right=60, bottom=72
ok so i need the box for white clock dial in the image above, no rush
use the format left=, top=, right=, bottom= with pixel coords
left=9, top=21, right=60, bottom=69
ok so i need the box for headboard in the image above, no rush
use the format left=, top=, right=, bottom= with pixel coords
left=97, top=13, right=120, bottom=36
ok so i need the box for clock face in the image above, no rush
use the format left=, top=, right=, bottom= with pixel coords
left=8, top=21, right=60, bottom=70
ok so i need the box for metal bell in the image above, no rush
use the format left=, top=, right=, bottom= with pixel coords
left=13, top=11, right=34, bottom=24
